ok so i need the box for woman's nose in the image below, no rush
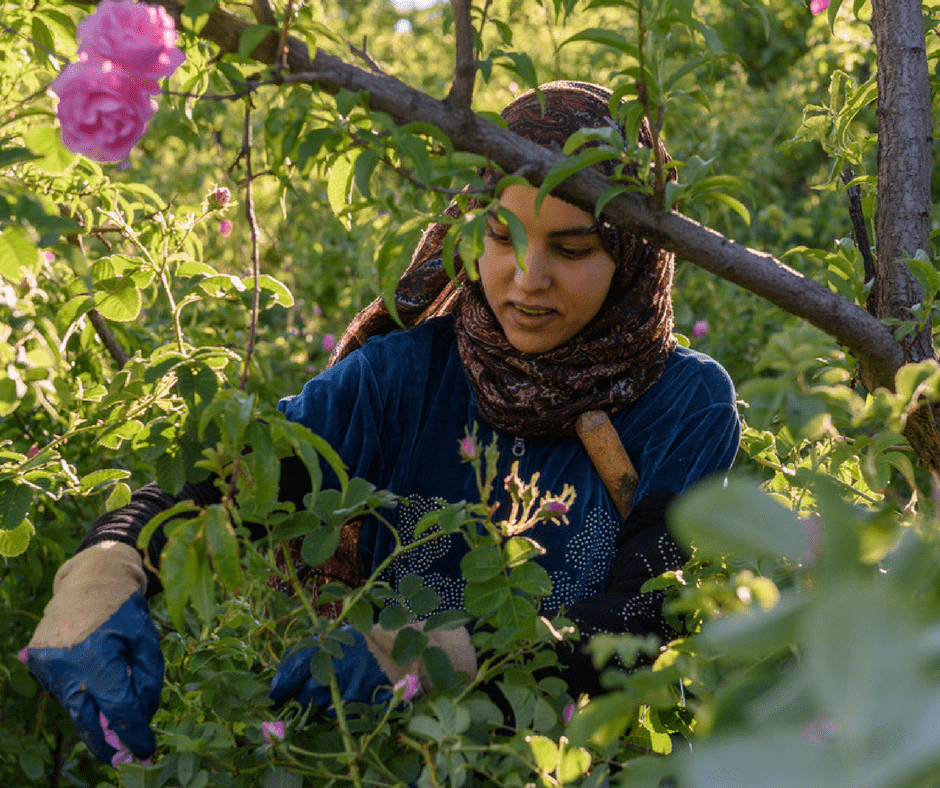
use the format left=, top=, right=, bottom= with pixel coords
left=514, top=246, right=551, bottom=291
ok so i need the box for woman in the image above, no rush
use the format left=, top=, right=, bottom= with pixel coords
left=27, top=81, right=740, bottom=764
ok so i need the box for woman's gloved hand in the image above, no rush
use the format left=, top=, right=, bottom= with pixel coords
left=268, top=625, right=393, bottom=712
left=268, top=622, right=477, bottom=712
left=27, top=541, right=163, bottom=763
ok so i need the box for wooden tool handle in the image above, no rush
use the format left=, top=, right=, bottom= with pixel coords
left=575, top=410, right=638, bottom=521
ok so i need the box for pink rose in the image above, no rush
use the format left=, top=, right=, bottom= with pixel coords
left=17, top=646, right=28, bottom=665
left=544, top=500, right=569, bottom=515
left=51, top=58, right=157, bottom=162
left=219, top=219, right=233, bottom=237
left=322, top=333, right=336, bottom=353
left=208, top=186, right=230, bottom=210
left=563, top=703, right=576, bottom=725
left=810, top=0, right=829, bottom=14
left=394, top=674, right=420, bottom=701
left=459, top=437, right=476, bottom=461
left=77, top=0, right=185, bottom=81
left=692, top=320, right=708, bottom=338
left=262, top=720, right=286, bottom=745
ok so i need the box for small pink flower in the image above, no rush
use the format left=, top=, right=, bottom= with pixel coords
left=17, top=646, right=28, bottom=665
left=322, top=333, right=336, bottom=353
left=77, top=0, right=185, bottom=81
left=51, top=58, right=157, bottom=162
left=312, top=303, right=323, bottom=317
left=810, top=0, right=829, bottom=14
left=544, top=500, right=569, bottom=515
left=219, top=219, right=233, bottom=237
left=26, top=445, right=40, bottom=459
left=208, top=187, right=230, bottom=210
left=563, top=703, right=575, bottom=724
left=692, top=320, right=708, bottom=338
left=262, top=720, right=285, bottom=745
left=394, top=674, right=420, bottom=701
left=43, top=251, right=55, bottom=263
left=459, top=437, right=476, bottom=460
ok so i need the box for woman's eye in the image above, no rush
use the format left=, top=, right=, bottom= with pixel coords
left=556, top=245, right=592, bottom=259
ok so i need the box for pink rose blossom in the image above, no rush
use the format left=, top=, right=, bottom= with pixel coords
left=209, top=186, right=230, bottom=210
left=544, top=500, right=569, bottom=515
left=692, top=320, right=708, bottom=338
left=322, top=333, right=336, bottom=353
left=51, top=58, right=157, bottom=162
left=77, top=0, right=185, bottom=81
left=262, top=720, right=286, bottom=745
left=810, top=0, right=829, bottom=14
left=563, top=703, right=576, bottom=724
left=17, top=646, right=28, bottom=665
left=43, top=251, right=55, bottom=263
left=394, top=674, right=421, bottom=701
left=219, top=219, right=233, bottom=237
left=459, top=437, right=476, bottom=460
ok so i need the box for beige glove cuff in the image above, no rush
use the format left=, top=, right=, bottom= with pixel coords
left=29, top=541, right=147, bottom=650
left=363, top=621, right=477, bottom=698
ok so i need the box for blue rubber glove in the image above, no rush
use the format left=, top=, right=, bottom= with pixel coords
left=268, top=625, right=392, bottom=712
left=27, top=542, right=163, bottom=763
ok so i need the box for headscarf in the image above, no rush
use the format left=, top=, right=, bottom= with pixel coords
left=331, top=81, right=676, bottom=438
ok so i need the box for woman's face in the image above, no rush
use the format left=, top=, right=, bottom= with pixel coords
left=478, top=185, right=617, bottom=354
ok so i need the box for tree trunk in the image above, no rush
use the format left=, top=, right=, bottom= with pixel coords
left=870, top=0, right=940, bottom=469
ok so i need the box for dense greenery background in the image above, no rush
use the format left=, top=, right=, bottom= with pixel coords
left=3, top=0, right=940, bottom=785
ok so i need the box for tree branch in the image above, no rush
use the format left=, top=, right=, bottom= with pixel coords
left=446, top=0, right=476, bottom=113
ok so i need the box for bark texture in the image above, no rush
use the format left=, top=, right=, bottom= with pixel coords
left=871, top=0, right=940, bottom=468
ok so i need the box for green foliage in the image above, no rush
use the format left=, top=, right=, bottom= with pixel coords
left=3, top=0, right=940, bottom=786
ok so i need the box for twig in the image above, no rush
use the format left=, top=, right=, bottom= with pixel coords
left=446, top=0, right=476, bottom=113
left=347, top=36, right=384, bottom=74
left=87, top=309, right=129, bottom=368
left=841, top=166, right=878, bottom=313
left=238, top=101, right=262, bottom=392
left=276, top=0, right=294, bottom=72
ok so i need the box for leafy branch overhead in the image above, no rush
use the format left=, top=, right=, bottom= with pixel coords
left=92, top=0, right=935, bottom=464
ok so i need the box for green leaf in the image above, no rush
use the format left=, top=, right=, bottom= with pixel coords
left=460, top=545, right=503, bottom=582
left=24, top=126, right=77, bottom=173
left=94, top=280, right=142, bottom=322
left=0, top=520, right=35, bottom=557
left=327, top=151, right=360, bottom=225
left=300, top=524, right=341, bottom=567
left=508, top=562, right=552, bottom=597
left=391, top=626, right=428, bottom=665
left=205, top=506, right=243, bottom=591
left=238, top=24, right=277, bottom=60
left=535, top=148, right=620, bottom=213
left=670, top=476, right=805, bottom=563
left=0, top=482, right=34, bottom=532
left=0, top=227, right=39, bottom=283
left=463, top=577, right=510, bottom=617
left=255, top=274, right=295, bottom=307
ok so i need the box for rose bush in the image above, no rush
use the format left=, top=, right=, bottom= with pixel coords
left=50, top=57, right=158, bottom=162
